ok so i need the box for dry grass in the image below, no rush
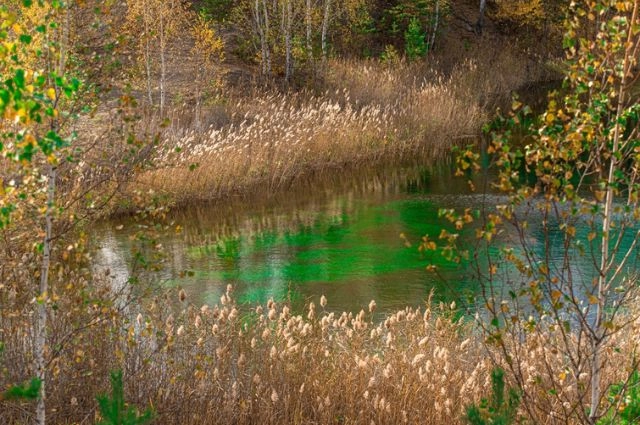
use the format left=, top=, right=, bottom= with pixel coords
left=3, top=278, right=640, bottom=424
left=0, top=282, right=490, bottom=424
left=134, top=58, right=493, bottom=204
left=133, top=50, right=558, bottom=205
left=120, top=290, right=488, bottom=424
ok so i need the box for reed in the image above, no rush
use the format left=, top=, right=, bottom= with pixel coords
left=134, top=58, right=494, bottom=204
left=3, top=279, right=639, bottom=424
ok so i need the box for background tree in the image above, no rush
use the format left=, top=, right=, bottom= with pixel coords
left=442, top=0, right=640, bottom=422
left=405, top=16, right=428, bottom=60
left=191, top=12, right=225, bottom=130
left=380, top=0, right=448, bottom=56
left=1, top=2, right=80, bottom=423
left=125, top=0, right=191, bottom=114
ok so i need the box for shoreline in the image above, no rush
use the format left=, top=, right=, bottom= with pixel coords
left=119, top=58, right=560, bottom=217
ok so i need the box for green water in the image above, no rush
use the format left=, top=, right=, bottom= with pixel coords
left=94, top=164, right=640, bottom=313
left=96, top=166, right=483, bottom=312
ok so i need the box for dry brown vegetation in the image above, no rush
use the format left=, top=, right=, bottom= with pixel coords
left=131, top=50, right=555, bottom=205
left=3, top=281, right=639, bottom=424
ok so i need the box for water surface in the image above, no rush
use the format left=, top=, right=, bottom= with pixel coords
left=94, top=163, right=640, bottom=314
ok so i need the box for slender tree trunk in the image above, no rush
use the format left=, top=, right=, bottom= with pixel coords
left=321, top=0, right=331, bottom=60
left=430, top=0, right=439, bottom=51
left=589, top=3, right=638, bottom=421
left=36, top=165, right=56, bottom=425
left=476, top=0, right=486, bottom=34
left=58, top=4, right=69, bottom=74
left=285, top=0, right=293, bottom=83
left=194, top=62, right=202, bottom=130
left=144, top=0, right=153, bottom=105
left=262, top=0, right=272, bottom=75
left=306, top=0, right=312, bottom=62
left=254, top=0, right=267, bottom=75
left=281, top=1, right=286, bottom=42
left=159, top=12, right=166, bottom=117
left=590, top=98, right=620, bottom=425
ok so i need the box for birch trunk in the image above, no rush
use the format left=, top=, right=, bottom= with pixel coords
left=144, top=0, right=153, bottom=105
left=430, top=0, right=439, bottom=51
left=254, top=0, right=267, bottom=75
left=321, top=0, right=331, bottom=60
left=306, top=0, right=312, bottom=62
left=159, top=11, right=166, bottom=116
left=58, top=5, right=69, bottom=74
left=476, top=0, right=486, bottom=34
left=285, top=0, right=293, bottom=83
left=36, top=165, right=56, bottom=425
left=589, top=2, right=638, bottom=421
left=194, top=64, right=202, bottom=130
left=262, top=0, right=272, bottom=75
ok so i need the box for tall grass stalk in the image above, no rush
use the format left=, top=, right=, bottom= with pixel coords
left=137, top=59, right=497, bottom=204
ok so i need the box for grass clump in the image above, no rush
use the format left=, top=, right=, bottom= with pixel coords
left=3, top=280, right=640, bottom=424
left=136, top=58, right=492, bottom=204
left=96, top=371, right=153, bottom=425
left=131, top=48, right=557, bottom=206
left=466, top=368, right=520, bottom=425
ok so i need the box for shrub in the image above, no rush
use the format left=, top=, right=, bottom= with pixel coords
left=96, top=371, right=153, bottom=425
left=465, top=368, right=520, bottom=425
left=405, top=17, right=428, bottom=60
left=599, top=371, right=640, bottom=425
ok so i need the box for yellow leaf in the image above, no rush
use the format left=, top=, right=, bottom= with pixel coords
left=588, top=295, right=599, bottom=305
left=545, top=113, right=555, bottom=125
left=551, top=290, right=562, bottom=303
left=47, top=88, right=56, bottom=101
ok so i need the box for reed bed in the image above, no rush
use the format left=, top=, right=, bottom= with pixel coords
left=136, top=59, right=489, bottom=204
left=3, top=280, right=639, bottom=424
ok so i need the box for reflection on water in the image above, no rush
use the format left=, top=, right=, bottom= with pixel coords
left=94, top=164, right=483, bottom=313
left=93, top=163, right=640, bottom=314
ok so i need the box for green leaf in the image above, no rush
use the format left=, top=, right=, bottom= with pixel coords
left=14, top=69, right=25, bottom=89
left=0, top=89, right=9, bottom=107
left=96, top=370, right=153, bottom=425
left=19, top=34, right=32, bottom=45
left=3, top=378, right=41, bottom=400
